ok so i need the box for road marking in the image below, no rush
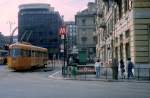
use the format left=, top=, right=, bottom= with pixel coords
left=48, top=71, right=62, bottom=80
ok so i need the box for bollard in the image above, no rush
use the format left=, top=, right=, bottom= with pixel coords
left=62, top=66, right=68, bottom=78
left=71, top=66, right=77, bottom=79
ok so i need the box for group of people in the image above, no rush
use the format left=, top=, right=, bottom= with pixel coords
left=119, top=58, right=134, bottom=79
left=94, top=58, right=134, bottom=79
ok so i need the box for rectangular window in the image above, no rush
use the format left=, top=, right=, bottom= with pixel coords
left=118, top=0, right=122, bottom=19
left=120, top=34, right=123, bottom=41
left=114, top=8, right=117, bottom=24
left=10, top=49, right=21, bottom=57
left=125, top=30, right=130, bottom=38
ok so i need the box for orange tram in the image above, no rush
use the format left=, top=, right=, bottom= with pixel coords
left=7, top=42, right=48, bottom=71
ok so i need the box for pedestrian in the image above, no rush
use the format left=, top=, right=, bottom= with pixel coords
left=120, top=59, right=125, bottom=79
left=94, top=59, right=101, bottom=78
left=112, top=58, right=118, bottom=80
left=69, top=56, right=73, bottom=65
left=127, top=58, right=134, bottom=79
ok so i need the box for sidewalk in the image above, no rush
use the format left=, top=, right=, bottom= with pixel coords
left=48, top=70, right=150, bottom=83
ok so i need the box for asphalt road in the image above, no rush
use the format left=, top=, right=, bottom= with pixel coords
left=0, top=65, right=150, bottom=98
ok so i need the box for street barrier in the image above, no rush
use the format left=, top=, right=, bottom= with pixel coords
left=62, top=66, right=150, bottom=81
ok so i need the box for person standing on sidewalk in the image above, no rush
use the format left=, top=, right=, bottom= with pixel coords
left=94, top=59, right=101, bottom=78
left=112, top=58, right=118, bottom=80
left=120, top=59, right=125, bottom=79
left=127, top=58, right=134, bottom=79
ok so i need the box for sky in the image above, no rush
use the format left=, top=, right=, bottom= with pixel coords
left=0, top=0, right=94, bottom=36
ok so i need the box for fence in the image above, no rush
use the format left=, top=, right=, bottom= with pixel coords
left=134, top=68, right=150, bottom=80
left=62, top=66, right=150, bottom=81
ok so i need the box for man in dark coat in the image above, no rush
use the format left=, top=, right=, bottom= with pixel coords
left=127, top=58, right=134, bottom=79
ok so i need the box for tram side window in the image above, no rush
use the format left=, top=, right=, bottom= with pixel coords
left=42, top=52, right=45, bottom=57
left=31, top=51, right=34, bottom=57
left=39, top=52, right=42, bottom=57
left=35, top=51, right=38, bottom=57
left=0, top=51, right=8, bottom=57
left=28, top=50, right=31, bottom=57
left=34, top=51, right=38, bottom=57
left=26, top=50, right=31, bottom=57
left=38, top=52, right=41, bottom=57
left=20, top=50, right=31, bottom=57
left=44, top=52, right=48, bottom=57
left=10, top=49, right=20, bottom=57
left=21, top=50, right=26, bottom=57
left=40, top=52, right=42, bottom=57
left=38, top=51, right=42, bottom=57
left=43, top=52, right=45, bottom=57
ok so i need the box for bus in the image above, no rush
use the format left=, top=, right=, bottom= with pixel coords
left=7, top=42, right=48, bottom=71
left=0, top=50, right=8, bottom=65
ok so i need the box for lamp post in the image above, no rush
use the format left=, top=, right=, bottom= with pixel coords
left=59, top=26, right=67, bottom=76
left=7, top=21, right=16, bottom=45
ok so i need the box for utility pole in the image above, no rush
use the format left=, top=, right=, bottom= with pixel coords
left=7, top=21, right=15, bottom=45
left=7, top=21, right=15, bottom=33
left=10, top=26, right=18, bottom=45
left=59, top=26, right=67, bottom=76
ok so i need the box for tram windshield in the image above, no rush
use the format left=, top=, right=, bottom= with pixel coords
left=10, top=49, right=21, bottom=57
left=0, top=50, right=8, bottom=57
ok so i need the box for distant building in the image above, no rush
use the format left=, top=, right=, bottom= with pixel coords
left=65, top=21, right=77, bottom=54
left=0, top=32, right=10, bottom=49
left=12, top=36, right=18, bottom=43
left=75, top=2, right=97, bottom=58
left=18, top=3, right=63, bottom=57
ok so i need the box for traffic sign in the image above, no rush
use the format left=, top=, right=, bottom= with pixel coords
left=59, top=26, right=66, bottom=35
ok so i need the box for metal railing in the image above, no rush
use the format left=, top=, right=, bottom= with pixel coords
left=134, top=68, right=150, bottom=80
left=62, top=66, right=150, bottom=81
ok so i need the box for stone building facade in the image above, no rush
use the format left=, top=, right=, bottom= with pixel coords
left=75, top=2, right=97, bottom=58
left=96, top=0, right=150, bottom=66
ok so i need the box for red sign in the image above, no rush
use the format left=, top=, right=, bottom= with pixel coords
left=59, top=26, right=66, bottom=35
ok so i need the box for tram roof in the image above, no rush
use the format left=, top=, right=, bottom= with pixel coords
left=9, top=42, right=47, bottom=52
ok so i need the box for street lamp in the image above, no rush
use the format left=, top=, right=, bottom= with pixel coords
left=59, top=26, right=67, bottom=76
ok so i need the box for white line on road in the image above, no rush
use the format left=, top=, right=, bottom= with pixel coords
left=48, top=71, right=62, bottom=80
